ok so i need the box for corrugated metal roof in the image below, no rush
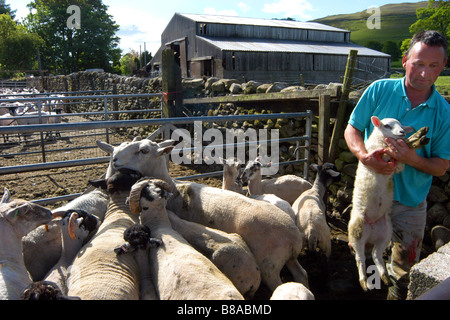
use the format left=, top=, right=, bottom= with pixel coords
left=179, top=13, right=349, bottom=33
left=199, top=36, right=391, bottom=57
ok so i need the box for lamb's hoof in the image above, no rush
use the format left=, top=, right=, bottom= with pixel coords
left=359, top=280, right=368, bottom=292
left=431, top=225, right=450, bottom=251
left=381, top=274, right=391, bottom=286
left=404, top=126, right=429, bottom=149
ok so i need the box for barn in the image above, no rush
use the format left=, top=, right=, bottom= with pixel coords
left=149, top=13, right=391, bottom=84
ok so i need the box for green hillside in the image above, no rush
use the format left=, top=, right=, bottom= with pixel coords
left=313, top=1, right=428, bottom=46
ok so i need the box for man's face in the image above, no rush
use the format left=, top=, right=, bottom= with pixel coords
left=403, top=42, right=447, bottom=92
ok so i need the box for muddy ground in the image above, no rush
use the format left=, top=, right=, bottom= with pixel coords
left=1, top=130, right=434, bottom=300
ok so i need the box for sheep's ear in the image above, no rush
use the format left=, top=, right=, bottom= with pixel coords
left=158, top=139, right=176, bottom=147
left=96, top=140, right=114, bottom=154
left=157, top=145, right=174, bottom=157
left=1, top=188, right=10, bottom=204
left=132, top=136, right=142, bottom=142
left=219, top=157, right=225, bottom=164
left=89, top=178, right=107, bottom=189
left=371, top=116, right=381, bottom=128
left=403, top=126, right=414, bottom=134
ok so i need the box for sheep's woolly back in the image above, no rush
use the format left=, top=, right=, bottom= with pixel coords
left=67, top=195, right=140, bottom=300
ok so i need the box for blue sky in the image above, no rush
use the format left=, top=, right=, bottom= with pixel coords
left=10, top=0, right=425, bottom=56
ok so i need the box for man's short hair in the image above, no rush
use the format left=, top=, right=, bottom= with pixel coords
left=406, top=30, right=448, bottom=61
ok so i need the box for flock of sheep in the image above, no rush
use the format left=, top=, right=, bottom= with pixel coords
left=0, top=88, right=64, bottom=143
left=0, top=96, right=430, bottom=300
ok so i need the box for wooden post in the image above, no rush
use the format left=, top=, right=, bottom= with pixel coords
left=161, top=49, right=183, bottom=119
left=329, top=49, right=358, bottom=163
left=318, top=94, right=330, bottom=165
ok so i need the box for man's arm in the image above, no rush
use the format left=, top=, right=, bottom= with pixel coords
left=385, top=138, right=449, bottom=177
left=344, top=124, right=397, bottom=175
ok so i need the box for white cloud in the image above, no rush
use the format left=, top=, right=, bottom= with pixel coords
left=262, top=0, right=313, bottom=20
left=238, top=2, right=250, bottom=13
left=107, top=6, right=167, bottom=55
left=203, top=7, right=239, bottom=16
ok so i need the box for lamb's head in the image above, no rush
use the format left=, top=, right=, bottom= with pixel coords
left=0, top=191, right=53, bottom=237
left=21, top=281, right=80, bottom=300
left=312, top=162, right=341, bottom=187
left=240, top=157, right=271, bottom=184
left=371, top=116, right=414, bottom=140
left=52, top=209, right=100, bottom=241
left=221, top=157, right=243, bottom=184
left=114, top=224, right=162, bottom=255
left=96, top=137, right=175, bottom=178
left=128, top=178, right=173, bottom=215
left=89, top=168, right=142, bottom=195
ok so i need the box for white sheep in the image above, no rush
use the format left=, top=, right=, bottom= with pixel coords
left=240, top=157, right=296, bottom=220
left=42, top=209, right=100, bottom=296
left=97, top=138, right=309, bottom=292
left=239, top=157, right=312, bottom=205
left=167, top=209, right=261, bottom=298
left=292, top=163, right=341, bottom=259
left=270, top=282, right=315, bottom=300
left=23, top=188, right=108, bottom=281
left=0, top=188, right=54, bottom=300
left=115, top=224, right=162, bottom=300
left=348, top=116, right=414, bottom=291
left=128, top=178, right=244, bottom=300
left=220, top=157, right=244, bottom=194
left=65, top=169, right=143, bottom=300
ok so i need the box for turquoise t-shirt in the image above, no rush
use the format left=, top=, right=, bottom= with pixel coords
left=348, top=77, right=450, bottom=207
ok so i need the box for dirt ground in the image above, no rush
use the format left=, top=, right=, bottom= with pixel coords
left=0, top=129, right=398, bottom=300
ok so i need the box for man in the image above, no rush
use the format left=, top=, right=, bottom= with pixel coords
left=344, top=30, right=449, bottom=299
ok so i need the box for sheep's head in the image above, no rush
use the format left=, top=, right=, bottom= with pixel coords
left=89, top=168, right=142, bottom=194
left=371, top=116, right=414, bottom=140
left=128, top=178, right=173, bottom=214
left=221, top=157, right=243, bottom=182
left=312, top=162, right=341, bottom=187
left=114, top=224, right=162, bottom=255
left=0, top=196, right=53, bottom=237
left=96, top=137, right=174, bottom=178
left=52, top=209, right=100, bottom=241
left=21, top=281, right=80, bottom=300
left=240, top=157, right=271, bottom=184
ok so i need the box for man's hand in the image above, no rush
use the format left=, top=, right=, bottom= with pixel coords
left=361, top=148, right=398, bottom=175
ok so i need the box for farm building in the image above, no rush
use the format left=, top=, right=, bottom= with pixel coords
left=149, top=13, right=391, bottom=84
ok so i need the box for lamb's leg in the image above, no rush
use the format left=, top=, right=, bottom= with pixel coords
left=285, top=258, right=309, bottom=288
left=135, top=249, right=159, bottom=300
left=352, top=241, right=368, bottom=291
left=372, top=243, right=390, bottom=286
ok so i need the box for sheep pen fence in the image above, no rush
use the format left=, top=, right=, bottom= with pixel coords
left=0, top=91, right=312, bottom=205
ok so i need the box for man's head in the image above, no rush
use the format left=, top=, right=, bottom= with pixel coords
left=403, top=30, right=448, bottom=92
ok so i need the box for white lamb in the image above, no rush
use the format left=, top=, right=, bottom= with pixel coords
left=240, top=157, right=297, bottom=220
left=239, top=157, right=312, bottom=205
left=0, top=188, right=54, bottom=300
left=220, top=157, right=244, bottom=194
left=292, top=163, right=340, bottom=258
left=348, top=116, right=414, bottom=291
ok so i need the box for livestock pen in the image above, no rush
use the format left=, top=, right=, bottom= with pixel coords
left=0, top=91, right=312, bottom=206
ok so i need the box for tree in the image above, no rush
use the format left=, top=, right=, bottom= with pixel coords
left=0, top=0, right=15, bottom=19
left=365, top=40, right=383, bottom=52
left=0, top=14, right=43, bottom=73
left=409, top=0, right=449, bottom=37
left=382, top=41, right=402, bottom=61
left=24, top=0, right=122, bottom=74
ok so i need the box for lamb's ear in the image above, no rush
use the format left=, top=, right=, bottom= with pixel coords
left=96, top=140, right=114, bottom=154
left=371, top=116, right=381, bottom=128
left=403, top=126, right=414, bottom=134
left=1, top=188, right=10, bottom=204
left=157, top=145, right=174, bottom=157
left=132, top=136, right=142, bottom=142
left=89, top=178, right=107, bottom=189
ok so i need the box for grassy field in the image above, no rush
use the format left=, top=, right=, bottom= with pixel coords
left=435, top=76, right=450, bottom=95
left=314, top=1, right=428, bottom=46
